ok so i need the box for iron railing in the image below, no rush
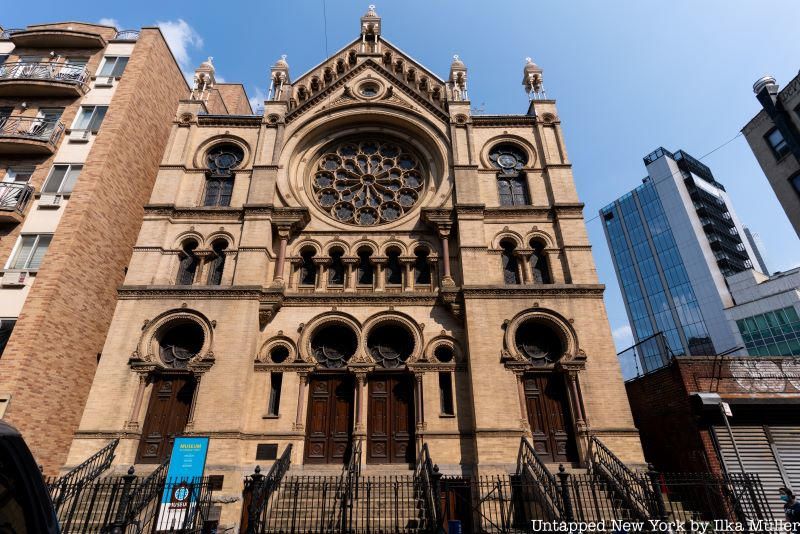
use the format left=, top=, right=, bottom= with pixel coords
left=515, top=437, right=564, bottom=520
left=0, top=60, right=90, bottom=87
left=47, top=438, right=119, bottom=510
left=414, top=442, right=441, bottom=530
left=243, top=444, right=294, bottom=533
left=0, top=28, right=24, bottom=39
left=114, top=30, right=140, bottom=41
left=0, top=182, right=34, bottom=216
left=338, top=437, right=363, bottom=530
left=0, top=115, right=65, bottom=148
left=588, top=435, right=653, bottom=520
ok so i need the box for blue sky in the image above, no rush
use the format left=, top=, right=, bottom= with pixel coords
left=7, top=0, right=800, bottom=355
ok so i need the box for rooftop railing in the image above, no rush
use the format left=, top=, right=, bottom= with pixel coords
left=0, top=115, right=65, bottom=148
left=114, top=30, right=140, bottom=41
left=0, top=61, right=90, bottom=87
left=0, top=28, right=24, bottom=39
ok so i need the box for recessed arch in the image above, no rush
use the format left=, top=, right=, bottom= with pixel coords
left=503, top=308, right=579, bottom=366
left=425, top=335, right=463, bottom=364
left=479, top=134, right=537, bottom=170
left=258, top=335, right=299, bottom=364
left=299, top=312, right=363, bottom=368
left=172, top=231, right=204, bottom=250
left=290, top=239, right=323, bottom=256
left=492, top=230, right=524, bottom=250
left=361, top=311, right=423, bottom=365
left=192, top=135, right=252, bottom=170
left=136, top=308, right=215, bottom=368
left=525, top=230, right=555, bottom=249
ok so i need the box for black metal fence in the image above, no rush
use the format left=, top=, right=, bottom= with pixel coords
left=44, top=467, right=215, bottom=533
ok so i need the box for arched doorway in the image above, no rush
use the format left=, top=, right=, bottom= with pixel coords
left=515, top=320, right=577, bottom=463
left=136, top=320, right=204, bottom=463
left=366, top=322, right=416, bottom=464
left=304, top=323, right=358, bottom=464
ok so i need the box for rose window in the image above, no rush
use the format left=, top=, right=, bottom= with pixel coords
left=311, top=139, right=425, bottom=225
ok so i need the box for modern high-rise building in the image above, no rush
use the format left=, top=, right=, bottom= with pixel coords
left=0, top=22, right=187, bottom=472
left=601, top=147, right=762, bottom=372
left=743, top=74, right=800, bottom=237
left=64, top=8, right=643, bottom=527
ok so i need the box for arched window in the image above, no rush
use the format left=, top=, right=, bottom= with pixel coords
left=500, top=240, right=521, bottom=285
left=299, top=248, right=317, bottom=286
left=515, top=320, right=564, bottom=365
left=530, top=239, right=552, bottom=284
left=176, top=239, right=199, bottom=285
left=206, top=239, right=228, bottom=285
left=357, top=247, right=374, bottom=286
left=386, top=248, right=403, bottom=286
left=414, top=247, right=431, bottom=285
left=203, top=143, right=243, bottom=207
left=311, top=323, right=358, bottom=369
left=367, top=323, right=414, bottom=369
left=328, top=247, right=345, bottom=286
left=489, top=143, right=530, bottom=206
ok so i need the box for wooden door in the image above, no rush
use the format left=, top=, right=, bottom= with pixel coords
left=304, top=374, right=355, bottom=464
left=136, top=374, right=195, bottom=464
left=367, top=374, right=415, bottom=464
left=523, top=373, right=577, bottom=463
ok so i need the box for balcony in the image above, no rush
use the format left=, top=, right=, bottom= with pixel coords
left=7, top=28, right=106, bottom=49
left=0, top=61, right=90, bottom=97
left=0, top=182, right=34, bottom=223
left=0, top=116, right=65, bottom=155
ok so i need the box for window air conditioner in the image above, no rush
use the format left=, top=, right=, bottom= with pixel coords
left=69, top=129, right=91, bottom=142
left=38, top=194, right=62, bottom=208
left=1, top=271, right=27, bottom=287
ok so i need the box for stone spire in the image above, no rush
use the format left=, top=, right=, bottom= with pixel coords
left=522, top=57, right=545, bottom=100
left=449, top=55, right=468, bottom=102
left=269, top=55, right=290, bottom=101
left=361, top=5, right=381, bottom=37
left=191, top=57, right=216, bottom=100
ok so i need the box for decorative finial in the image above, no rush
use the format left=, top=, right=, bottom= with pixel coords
left=453, top=54, right=459, bottom=61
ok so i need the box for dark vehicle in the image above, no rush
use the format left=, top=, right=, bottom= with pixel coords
left=0, top=420, right=59, bottom=533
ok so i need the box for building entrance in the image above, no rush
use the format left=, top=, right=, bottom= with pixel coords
left=304, top=374, right=355, bottom=464
left=367, top=373, right=416, bottom=464
left=523, top=373, right=577, bottom=463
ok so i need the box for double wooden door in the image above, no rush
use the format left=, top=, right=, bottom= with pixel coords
left=304, top=374, right=355, bottom=464
left=523, top=373, right=577, bottom=463
left=136, top=374, right=195, bottom=464
left=367, top=374, right=415, bottom=464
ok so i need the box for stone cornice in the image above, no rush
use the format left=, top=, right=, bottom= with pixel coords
left=117, top=285, right=263, bottom=300
left=283, top=291, right=439, bottom=306
left=471, top=115, right=537, bottom=127
left=461, top=284, right=605, bottom=298
left=143, top=204, right=244, bottom=220
left=196, top=115, right=263, bottom=128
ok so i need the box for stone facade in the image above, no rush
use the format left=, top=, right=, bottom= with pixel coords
left=0, top=23, right=187, bottom=473
left=67, top=8, right=642, bottom=528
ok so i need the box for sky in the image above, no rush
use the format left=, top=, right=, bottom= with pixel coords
left=6, top=0, right=800, bottom=360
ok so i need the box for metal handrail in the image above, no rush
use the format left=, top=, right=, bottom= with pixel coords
left=516, top=437, right=564, bottom=519
left=413, top=442, right=440, bottom=529
left=120, top=459, right=170, bottom=525
left=588, top=435, right=654, bottom=520
left=0, top=115, right=65, bottom=147
left=338, top=438, right=362, bottom=531
left=244, top=444, right=293, bottom=534
left=0, top=61, right=90, bottom=86
left=114, top=30, right=140, bottom=41
left=0, top=182, right=34, bottom=214
left=47, top=438, right=118, bottom=508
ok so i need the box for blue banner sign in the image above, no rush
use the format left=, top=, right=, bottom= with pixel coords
left=157, top=436, right=209, bottom=531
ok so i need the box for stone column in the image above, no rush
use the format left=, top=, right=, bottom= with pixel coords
left=294, top=372, right=309, bottom=431
left=372, top=257, right=387, bottom=291
left=125, top=373, right=149, bottom=430
left=428, top=257, right=439, bottom=291
left=184, top=373, right=203, bottom=431
left=354, top=371, right=368, bottom=437
left=343, top=257, right=358, bottom=292
left=565, top=371, right=589, bottom=463
left=438, top=229, right=455, bottom=286
left=271, top=226, right=291, bottom=285
left=515, top=371, right=532, bottom=435
left=414, top=372, right=425, bottom=448
left=401, top=257, right=415, bottom=291
left=515, top=249, right=534, bottom=284
left=314, top=257, right=330, bottom=291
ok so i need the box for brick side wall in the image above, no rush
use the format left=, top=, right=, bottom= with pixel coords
left=0, top=28, right=187, bottom=473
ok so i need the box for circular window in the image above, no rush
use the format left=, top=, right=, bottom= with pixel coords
left=310, top=324, right=358, bottom=368
left=206, top=143, right=244, bottom=176
left=311, top=139, right=425, bottom=226
left=158, top=321, right=204, bottom=369
left=270, top=345, right=290, bottom=364
left=359, top=82, right=380, bottom=97
left=489, top=143, right=527, bottom=175
left=368, top=323, right=414, bottom=368
left=434, top=345, right=454, bottom=363
left=514, top=321, right=563, bottom=365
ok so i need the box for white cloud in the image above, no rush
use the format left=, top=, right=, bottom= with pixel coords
left=249, top=87, right=266, bottom=114
left=156, top=19, right=203, bottom=71
left=612, top=324, right=633, bottom=349
left=98, top=18, right=120, bottom=28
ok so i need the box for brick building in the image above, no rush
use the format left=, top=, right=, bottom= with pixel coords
left=0, top=22, right=187, bottom=473
left=626, top=355, right=800, bottom=517
left=66, top=8, right=643, bottom=528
